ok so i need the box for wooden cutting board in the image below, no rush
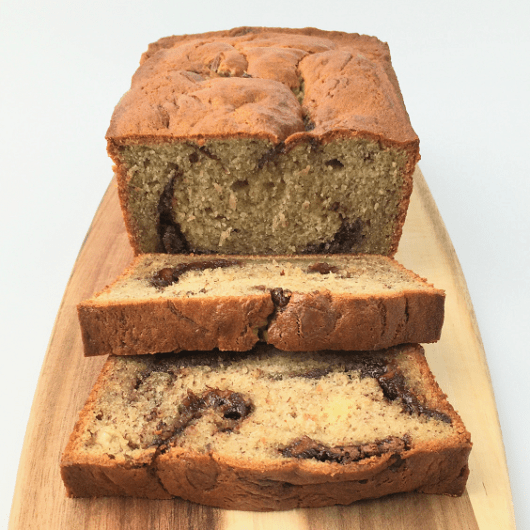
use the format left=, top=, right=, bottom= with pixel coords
left=8, top=168, right=515, bottom=530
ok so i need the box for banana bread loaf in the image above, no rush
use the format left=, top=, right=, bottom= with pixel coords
left=77, top=254, right=444, bottom=356
left=106, top=27, right=420, bottom=256
left=61, top=344, right=471, bottom=510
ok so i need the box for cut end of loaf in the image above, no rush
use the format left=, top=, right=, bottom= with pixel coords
left=114, top=138, right=410, bottom=255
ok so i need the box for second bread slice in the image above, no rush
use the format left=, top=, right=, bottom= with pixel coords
left=61, top=344, right=471, bottom=509
left=78, top=254, right=445, bottom=356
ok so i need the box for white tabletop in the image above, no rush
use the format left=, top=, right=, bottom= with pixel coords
left=1, top=1, right=528, bottom=528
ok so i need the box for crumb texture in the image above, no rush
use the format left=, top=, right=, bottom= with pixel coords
left=71, top=349, right=454, bottom=461
left=61, top=345, right=471, bottom=509
left=96, top=254, right=436, bottom=301
left=119, top=139, right=408, bottom=254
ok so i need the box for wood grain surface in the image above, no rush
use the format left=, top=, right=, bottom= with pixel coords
left=8, top=168, right=516, bottom=530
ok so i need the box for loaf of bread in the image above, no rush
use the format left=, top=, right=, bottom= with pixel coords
left=78, top=253, right=444, bottom=356
left=61, top=344, right=471, bottom=509
left=106, top=27, right=420, bottom=256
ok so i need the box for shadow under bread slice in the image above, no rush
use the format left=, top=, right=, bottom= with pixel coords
left=77, top=254, right=445, bottom=356
left=60, top=344, right=471, bottom=510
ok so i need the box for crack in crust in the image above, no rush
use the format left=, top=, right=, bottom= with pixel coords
left=110, top=28, right=420, bottom=145
left=378, top=298, right=388, bottom=336
left=165, top=301, right=211, bottom=336
left=257, top=287, right=292, bottom=342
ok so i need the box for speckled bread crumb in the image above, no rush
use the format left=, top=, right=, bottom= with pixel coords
left=106, top=27, right=420, bottom=256
left=77, top=254, right=445, bottom=356
left=60, top=344, right=471, bottom=510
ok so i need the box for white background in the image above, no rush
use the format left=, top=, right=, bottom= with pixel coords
left=1, top=1, right=528, bottom=528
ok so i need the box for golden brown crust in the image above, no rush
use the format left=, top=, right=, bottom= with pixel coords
left=267, top=289, right=445, bottom=352
left=78, top=295, right=273, bottom=356
left=106, top=26, right=419, bottom=148
left=60, top=461, right=172, bottom=499
left=60, top=360, right=172, bottom=499
left=77, top=254, right=445, bottom=356
left=155, top=444, right=470, bottom=510
left=60, top=345, right=471, bottom=509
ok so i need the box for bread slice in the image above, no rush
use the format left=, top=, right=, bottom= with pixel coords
left=106, top=27, right=420, bottom=256
left=77, top=254, right=445, bottom=356
left=60, top=344, right=471, bottom=510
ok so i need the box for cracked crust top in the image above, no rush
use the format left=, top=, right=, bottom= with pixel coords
left=106, top=27, right=419, bottom=149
